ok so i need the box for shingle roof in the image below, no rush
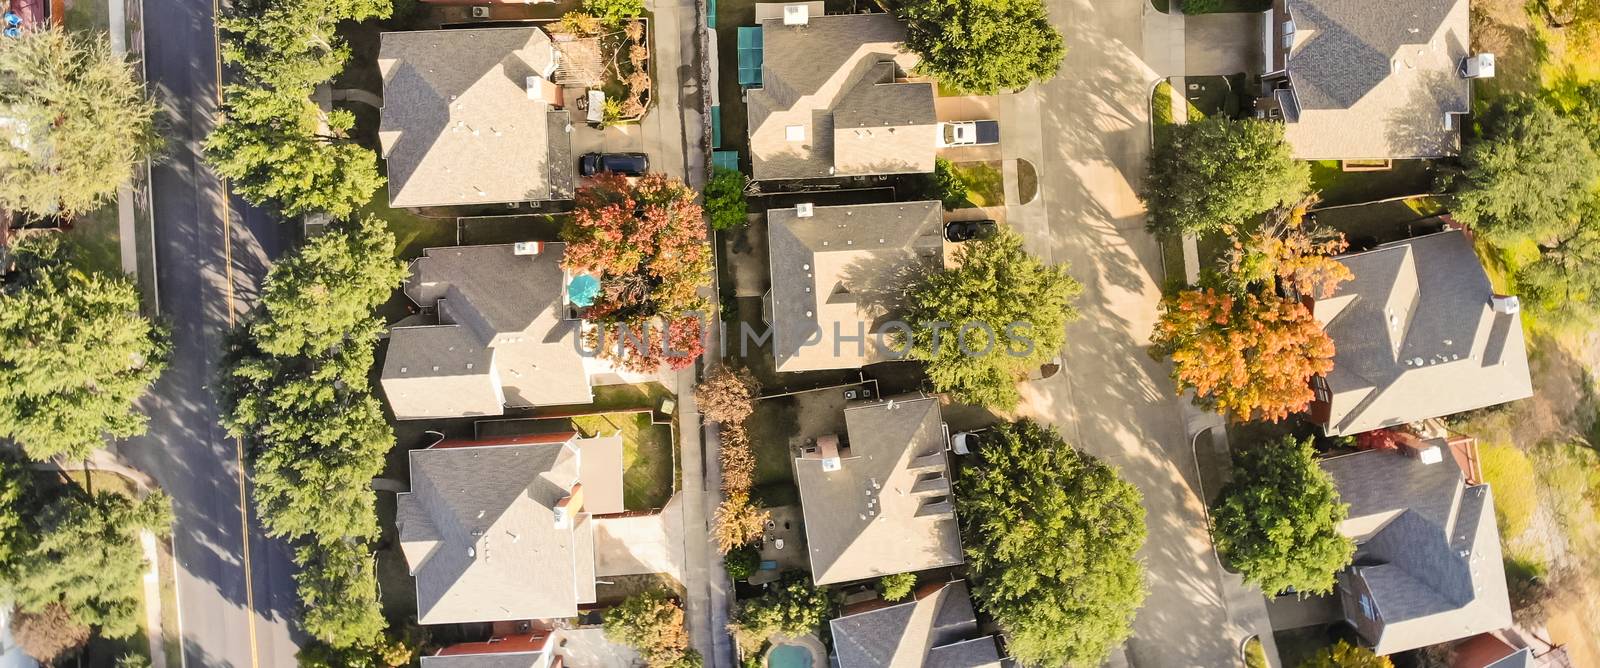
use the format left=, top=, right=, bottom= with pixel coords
left=1278, top=0, right=1471, bottom=159
left=378, top=28, right=575, bottom=207
left=381, top=244, right=593, bottom=419
left=745, top=13, right=936, bottom=180
left=399, top=436, right=612, bottom=624
left=796, top=395, right=963, bottom=585
left=830, top=581, right=1002, bottom=668
left=765, top=201, right=944, bottom=372
left=1321, top=449, right=1512, bottom=654
left=1313, top=231, right=1532, bottom=436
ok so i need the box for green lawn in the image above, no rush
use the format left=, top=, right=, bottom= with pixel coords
left=572, top=411, right=676, bottom=510
left=361, top=186, right=455, bottom=259
left=1307, top=160, right=1438, bottom=207
left=1181, top=0, right=1270, bottom=13
left=63, top=205, right=124, bottom=275
left=458, top=214, right=567, bottom=245
left=952, top=161, right=1004, bottom=208
left=747, top=396, right=800, bottom=507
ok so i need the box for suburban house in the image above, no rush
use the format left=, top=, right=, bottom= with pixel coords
left=398, top=432, right=625, bottom=625
left=743, top=6, right=937, bottom=180
left=381, top=243, right=594, bottom=420
left=795, top=394, right=963, bottom=585
left=1309, top=230, right=1532, bottom=437
left=1320, top=440, right=1512, bottom=655
left=378, top=27, right=579, bottom=208
left=420, top=625, right=642, bottom=668
left=1259, top=0, right=1483, bottom=160
left=764, top=201, right=944, bottom=372
left=830, top=581, right=1003, bottom=668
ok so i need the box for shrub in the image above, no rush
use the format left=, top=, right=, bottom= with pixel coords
left=729, top=572, right=831, bottom=647
left=1479, top=441, right=1537, bottom=540
left=583, top=0, right=644, bottom=26
left=877, top=573, right=916, bottom=601
left=704, top=167, right=750, bottom=231
left=726, top=544, right=760, bottom=581
left=931, top=157, right=968, bottom=210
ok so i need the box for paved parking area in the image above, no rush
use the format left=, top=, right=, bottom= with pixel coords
left=1183, top=12, right=1264, bottom=75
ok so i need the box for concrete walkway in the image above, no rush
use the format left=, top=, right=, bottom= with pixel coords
left=646, top=0, right=700, bottom=185
left=330, top=88, right=383, bottom=109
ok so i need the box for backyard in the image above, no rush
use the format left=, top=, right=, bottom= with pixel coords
left=571, top=410, right=677, bottom=510
left=1307, top=160, right=1438, bottom=207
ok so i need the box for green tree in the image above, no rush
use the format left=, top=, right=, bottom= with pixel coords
left=604, top=590, right=701, bottom=668
left=877, top=572, right=916, bottom=602
left=0, top=237, right=168, bottom=461
left=250, top=216, right=407, bottom=356
left=582, top=0, right=644, bottom=26
left=1451, top=95, right=1600, bottom=246
left=902, top=228, right=1081, bottom=409
left=704, top=167, right=749, bottom=231
left=1210, top=436, right=1355, bottom=596
left=901, top=0, right=1065, bottom=95
left=1299, top=640, right=1392, bottom=668
left=728, top=572, right=831, bottom=647
left=219, top=1, right=349, bottom=92
left=725, top=543, right=760, bottom=581
left=0, top=27, right=159, bottom=216
left=958, top=420, right=1146, bottom=668
left=1144, top=116, right=1309, bottom=237
left=928, top=157, right=969, bottom=210
left=1512, top=198, right=1600, bottom=327
left=294, top=540, right=386, bottom=649
left=1, top=487, right=172, bottom=638
left=205, top=86, right=384, bottom=219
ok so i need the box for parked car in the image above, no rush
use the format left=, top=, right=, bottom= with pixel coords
left=938, top=120, right=1001, bottom=147
left=945, top=219, right=998, bottom=242
left=579, top=152, right=649, bottom=177
left=951, top=429, right=987, bottom=455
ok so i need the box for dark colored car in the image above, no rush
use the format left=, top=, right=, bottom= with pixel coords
left=944, top=219, right=998, bottom=242
left=579, top=152, right=649, bottom=177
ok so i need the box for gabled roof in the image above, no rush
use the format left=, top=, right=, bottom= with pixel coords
left=378, top=27, right=574, bottom=207
left=381, top=244, right=592, bottom=419
left=830, top=581, right=1001, bottom=668
left=796, top=395, right=963, bottom=585
left=1313, top=231, right=1531, bottom=436
left=766, top=201, right=944, bottom=372
left=745, top=13, right=936, bottom=180
left=1276, top=0, right=1471, bottom=159
left=1321, top=449, right=1512, bottom=654
left=399, top=435, right=617, bottom=624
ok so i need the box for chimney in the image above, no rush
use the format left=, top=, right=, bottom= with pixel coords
left=1395, top=432, right=1445, bottom=465
left=553, top=483, right=584, bottom=528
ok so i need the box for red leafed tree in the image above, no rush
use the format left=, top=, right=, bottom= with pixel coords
left=564, top=173, right=712, bottom=372
left=1150, top=287, right=1335, bottom=421
left=1355, top=429, right=1403, bottom=451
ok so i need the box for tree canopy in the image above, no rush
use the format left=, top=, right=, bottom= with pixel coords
left=1451, top=95, right=1600, bottom=247
left=703, top=167, right=749, bottom=231
left=1216, top=194, right=1352, bottom=298
left=0, top=237, right=168, bottom=461
left=294, top=540, right=387, bottom=647
left=958, top=420, right=1146, bottom=667
left=1144, top=117, right=1309, bottom=237
left=1299, top=640, right=1392, bottom=668
left=900, top=0, right=1065, bottom=95
left=1149, top=287, right=1334, bottom=421
left=250, top=215, right=408, bottom=356
left=0, top=27, right=159, bottom=216
left=563, top=173, right=712, bottom=372
left=1210, top=436, right=1355, bottom=595
left=902, top=228, right=1080, bottom=409
left=728, top=572, right=832, bottom=648
left=877, top=573, right=916, bottom=602
left=603, top=590, right=701, bottom=668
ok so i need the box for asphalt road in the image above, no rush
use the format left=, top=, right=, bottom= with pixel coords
left=113, top=0, right=301, bottom=665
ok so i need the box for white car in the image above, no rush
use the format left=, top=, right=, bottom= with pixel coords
left=951, top=430, right=987, bottom=455
left=938, top=120, right=1001, bottom=147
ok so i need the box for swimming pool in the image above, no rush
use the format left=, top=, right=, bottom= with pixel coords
left=767, top=643, right=814, bottom=668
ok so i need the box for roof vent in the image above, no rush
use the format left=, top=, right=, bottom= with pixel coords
left=783, top=4, right=809, bottom=25
left=1460, top=53, right=1496, bottom=79
left=514, top=241, right=543, bottom=256
left=796, top=203, right=814, bottom=217
left=1491, top=294, right=1520, bottom=315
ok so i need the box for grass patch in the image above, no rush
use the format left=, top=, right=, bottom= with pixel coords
left=572, top=411, right=676, bottom=509
left=458, top=214, right=567, bottom=245
left=1181, top=0, right=1270, bottom=13
left=1015, top=158, right=1038, bottom=205
left=747, top=397, right=799, bottom=506
left=1307, top=160, right=1438, bottom=207
left=1244, top=636, right=1268, bottom=668
left=63, top=205, right=124, bottom=276
left=588, top=382, right=676, bottom=414
left=1152, top=81, right=1176, bottom=127
left=361, top=185, right=455, bottom=259
left=952, top=161, right=1003, bottom=208
left=1479, top=440, right=1537, bottom=540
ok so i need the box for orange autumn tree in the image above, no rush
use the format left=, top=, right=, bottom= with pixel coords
left=1218, top=194, right=1353, bottom=299
left=1150, top=287, right=1335, bottom=421
left=563, top=172, right=712, bottom=372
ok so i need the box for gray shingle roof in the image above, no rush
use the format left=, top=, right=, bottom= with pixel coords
left=381, top=244, right=593, bottom=419
left=765, top=201, right=944, bottom=372
left=1276, top=0, right=1471, bottom=159
left=830, top=581, right=1001, bottom=668
left=796, top=395, right=963, bottom=585
left=1320, top=449, right=1512, bottom=654
left=398, top=437, right=609, bottom=624
left=745, top=13, right=936, bottom=180
left=1313, top=231, right=1532, bottom=436
left=378, top=27, right=575, bottom=207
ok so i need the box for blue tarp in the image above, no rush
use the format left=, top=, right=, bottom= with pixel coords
left=737, top=27, right=763, bottom=87
left=711, top=106, right=722, bottom=148
left=567, top=274, right=600, bottom=307
left=712, top=151, right=740, bottom=172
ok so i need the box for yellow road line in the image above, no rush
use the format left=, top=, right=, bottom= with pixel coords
left=211, top=0, right=260, bottom=665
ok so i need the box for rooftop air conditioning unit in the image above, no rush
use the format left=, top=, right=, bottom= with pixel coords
left=1460, top=53, right=1495, bottom=79
left=514, top=241, right=543, bottom=256
left=1491, top=294, right=1520, bottom=315
left=471, top=6, right=490, bottom=18
left=796, top=203, right=814, bottom=217
left=783, top=4, right=809, bottom=25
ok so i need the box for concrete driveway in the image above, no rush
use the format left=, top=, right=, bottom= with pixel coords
left=990, top=0, right=1254, bottom=664
left=1184, top=12, right=1265, bottom=76
left=594, top=495, right=686, bottom=580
